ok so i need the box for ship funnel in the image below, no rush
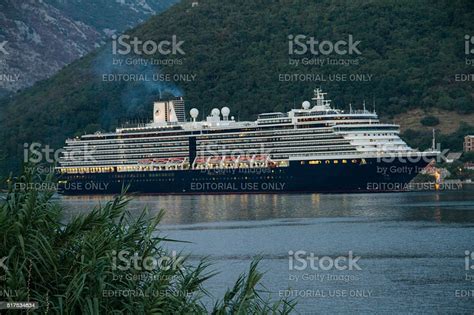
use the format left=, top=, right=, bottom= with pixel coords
left=153, top=98, right=185, bottom=124
left=154, top=100, right=177, bottom=124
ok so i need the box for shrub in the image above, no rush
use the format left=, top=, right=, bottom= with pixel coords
left=0, top=166, right=294, bottom=314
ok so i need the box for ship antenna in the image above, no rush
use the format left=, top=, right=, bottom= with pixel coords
left=372, top=96, right=376, bottom=113
left=349, top=103, right=352, bottom=114
left=363, top=100, right=366, bottom=112
left=432, top=128, right=436, bottom=150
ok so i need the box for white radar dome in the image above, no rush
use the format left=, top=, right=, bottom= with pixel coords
left=211, top=108, right=220, bottom=116
left=302, top=101, right=311, bottom=110
left=190, top=108, right=199, bottom=119
left=221, top=106, right=230, bottom=116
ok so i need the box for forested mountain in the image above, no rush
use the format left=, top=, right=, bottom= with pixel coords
left=1, top=0, right=473, bottom=173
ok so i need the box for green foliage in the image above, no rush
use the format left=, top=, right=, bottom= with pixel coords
left=401, top=129, right=432, bottom=150
left=0, top=166, right=294, bottom=314
left=420, top=115, right=440, bottom=126
left=1, top=0, right=473, bottom=175
left=461, top=151, right=474, bottom=162
left=438, top=123, right=474, bottom=151
left=444, top=160, right=474, bottom=180
left=402, top=123, right=474, bottom=151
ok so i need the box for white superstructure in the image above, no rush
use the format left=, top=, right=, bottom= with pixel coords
left=57, top=89, right=432, bottom=175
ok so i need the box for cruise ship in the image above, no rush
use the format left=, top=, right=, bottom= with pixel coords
left=56, top=89, right=438, bottom=194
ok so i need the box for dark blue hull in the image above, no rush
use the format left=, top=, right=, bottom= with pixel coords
left=57, top=158, right=434, bottom=195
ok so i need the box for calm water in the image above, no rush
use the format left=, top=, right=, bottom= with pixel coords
left=60, top=189, right=474, bottom=314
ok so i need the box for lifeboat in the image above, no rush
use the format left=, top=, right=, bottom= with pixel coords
left=254, top=155, right=268, bottom=161
left=168, top=157, right=185, bottom=164
left=154, top=158, right=169, bottom=164
left=209, top=156, right=223, bottom=162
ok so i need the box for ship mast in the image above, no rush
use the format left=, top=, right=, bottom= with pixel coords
left=312, top=88, right=332, bottom=110
left=312, top=88, right=326, bottom=107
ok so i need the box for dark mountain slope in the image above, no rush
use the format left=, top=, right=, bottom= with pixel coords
left=0, top=0, right=178, bottom=94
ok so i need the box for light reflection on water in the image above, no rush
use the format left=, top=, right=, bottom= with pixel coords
left=59, top=190, right=474, bottom=225
left=58, top=190, right=474, bottom=313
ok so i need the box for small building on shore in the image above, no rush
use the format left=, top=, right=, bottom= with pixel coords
left=464, top=135, right=474, bottom=152
left=444, top=152, right=462, bottom=163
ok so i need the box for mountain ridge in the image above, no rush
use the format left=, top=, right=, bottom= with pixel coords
left=0, top=0, right=178, bottom=94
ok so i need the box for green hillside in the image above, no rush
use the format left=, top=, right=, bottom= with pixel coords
left=1, top=0, right=473, bottom=173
